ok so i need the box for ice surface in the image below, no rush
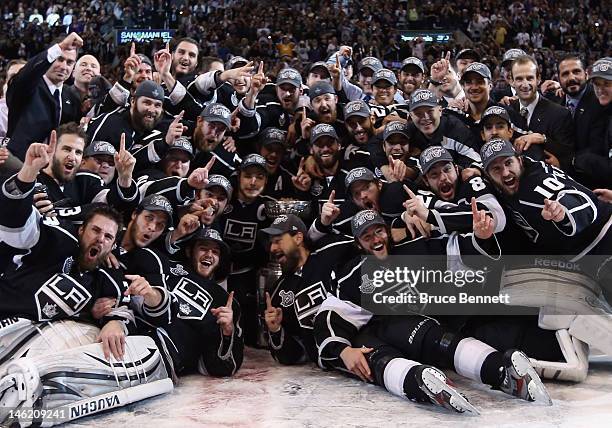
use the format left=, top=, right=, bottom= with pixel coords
left=69, top=349, right=612, bottom=428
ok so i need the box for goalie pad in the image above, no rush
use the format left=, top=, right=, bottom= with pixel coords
left=529, top=329, right=589, bottom=382
left=0, top=335, right=173, bottom=427
left=499, top=266, right=610, bottom=314
left=0, top=318, right=100, bottom=367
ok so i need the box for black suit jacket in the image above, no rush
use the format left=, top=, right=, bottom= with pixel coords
left=510, top=96, right=575, bottom=171
left=6, top=48, right=81, bottom=161
left=558, top=84, right=608, bottom=154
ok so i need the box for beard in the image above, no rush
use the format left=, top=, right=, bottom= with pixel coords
left=77, top=239, right=108, bottom=271
left=193, top=126, right=221, bottom=152
left=278, top=246, right=301, bottom=275
left=51, top=156, right=76, bottom=184
left=314, top=150, right=339, bottom=170
left=132, top=107, right=161, bottom=132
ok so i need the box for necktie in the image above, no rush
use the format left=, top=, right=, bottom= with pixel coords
left=53, top=88, right=61, bottom=126
left=520, top=107, right=529, bottom=123
left=566, top=99, right=576, bottom=116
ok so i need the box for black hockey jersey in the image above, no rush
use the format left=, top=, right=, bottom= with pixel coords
left=0, top=176, right=135, bottom=328
left=123, top=246, right=243, bottom=377
left=496, top=158, right=612, bottom=255
left=267, top=235, right=358, bottom=364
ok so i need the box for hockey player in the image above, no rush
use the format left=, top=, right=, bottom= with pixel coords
left=221, top=154, right=274, bottom=345
left=403, top=146, right=506, bottom=236
left=480, top=138, right=612, bottom=258
left=257, top=127, right=312, bottom=199
left=79, top=140, right=117, bottom=185
left=262, top=214, right=357, bottom=364
left=0, top=137, right=176, bottom=428
left=32, top=126, right=138, bottom=223
left=408, top=89, right=482, bottom=170
left=314, top=209, right=551, bottom=413
left=121, top=227, right=244, bottom=378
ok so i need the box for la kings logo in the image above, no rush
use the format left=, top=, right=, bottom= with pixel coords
left=294, top=281, right=327, bottom=330
left=172, top=277, right=212, bottom=320
left=35, top=274, right=92, bottom=321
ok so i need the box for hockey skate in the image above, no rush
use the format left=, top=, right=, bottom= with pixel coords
left=499, top=349, right=553, bottom=405
left=416, top=365, right=480, bottom=415
left=0, top=359, right=43, bottom=426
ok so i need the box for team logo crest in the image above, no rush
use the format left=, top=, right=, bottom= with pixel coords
left=149, top=194, right=173, bottom=212
left=310, top=181, right=323, bottom=196
left=482, top=140, right=508, bottom=159
left=412, top=90, right=434, bottom=102
left=231, top=92, right=239, bottom=106
left=593, top=62, right=610, bottom=73
left=170, top=264, right=189, bottom=276
left=279, top=290, right=295, bottom=307
left=353, top=210, right=377, bottom=228
left=42, top=302, right=59, bottom=319
left=172, top=277, right=213, bottom=320
left=62, top=256, right=74, bottom=274
left=421, top=147, right=446, bottom=163
left=359, top=274, right=376, bottom=294
left=279, top=113, right=286, bottom=127
left=346, top=167, right=367, bottom=182
left=152, top=89, right=160, bottom=98
left=346, top=101, right=365, bottom=112
left=93, top=141, right=116, bottom=154
left=210, top=105, right=230, bottom=118
left=486, top=106, right=506, bottom=116
left=179, top=302, right=192, bottom=315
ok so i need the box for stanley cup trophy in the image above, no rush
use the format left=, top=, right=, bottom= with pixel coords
left=256, top=200, right=313, bottom=347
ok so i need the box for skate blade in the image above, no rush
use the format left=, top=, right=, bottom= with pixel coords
left=421, top=369, right=481, bottom=415
left=511, top=351, right=553, bottom=406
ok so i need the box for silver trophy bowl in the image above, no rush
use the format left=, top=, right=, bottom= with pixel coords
left=264, top=200, right=312, bottom=220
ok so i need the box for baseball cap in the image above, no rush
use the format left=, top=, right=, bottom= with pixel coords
left=226, top=56, right=248, bottom=69
left=308, top=81, right=336, bottom=101
left=460, top=62, right=492, bottom=82
left=358, top=57, right=383, bottom=73
left=240, top=153, right=268, bottom=173
left=409, top=89, right=439, bottom=111
left=372, top=68, right=398, bottom=86
left=501, top=49, right=527, bottom=67
left=589, top=59, right=612, bottom=81
left=167, top=137, right=194, bottom=159
left=276, top=68, right=303, bottom=88
left=383, top=121, right=410, bottom=141
left=260, top=214, right=307, bottom=237
left=310, top=123, right=339, bottom=145
left=84, top=141, right=116, bottom=158
left=190, top=227, right=230, bottom=258
left=138, top=194, right=173, bottom=223
left=137, top=54, right=153, bottom=68
left=456, top=48, right=480, bottom=62
left=308, top=61, right=331, bottom=78
left=200, top=103, right=232, bottom=128
left=481, top=106, right=512, bottom=126
left=134, top=80, right=165, bottom=102
left=480, top=138, right=517, bottom=171
left=260, top=127, right=287, bottom=147
left=344, top=100, right=370, bottom=119
left=419, top=146, right=454, bottom=174
left=351, top=209, right=386, bottom=239
left=205, top=174, right=233, bottom=198
left=401, top=57, right=425, bottom=73
left=345, top=167, right=377, bottom=190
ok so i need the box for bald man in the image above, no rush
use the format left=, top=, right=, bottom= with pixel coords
left=65, top=54, right=101, bottom=117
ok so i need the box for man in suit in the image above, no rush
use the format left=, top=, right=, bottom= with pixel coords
left=5, top=32, right=83, bottom=163
left=556, top=56, right=609, bottom=188
left=508, top=55, right=575, bottom=171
